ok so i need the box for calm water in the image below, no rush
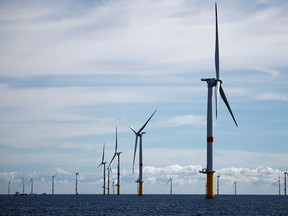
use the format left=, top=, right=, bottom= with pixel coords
left=0, top=195, right=287, bottom=215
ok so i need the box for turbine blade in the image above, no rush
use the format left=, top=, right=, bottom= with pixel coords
left=215, top=2, right=220, bottom=80
left=108, top=154, right=116, bottom=168
left=138, top=109, right=157, bottom=133
left=115, top=126, right=118, bottom=153
left=118, top=119, right=137, bottom=134
left=97, top=163, right=102, bottom=168
left=132, top=135, right=138, bottom=174
left=220, top=85, right=238, bottom=127
left=215, top=81, right=220, bottom=119
left=101, top=143, right=105, bottom=163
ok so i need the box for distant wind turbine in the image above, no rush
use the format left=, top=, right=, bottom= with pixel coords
left=284, top=171, right=287, bottom=195
left=107, top=167, right=112, bottom=195
left=75, top=168, right=80, bottom=195
left=276, top=174, right=281, bottom=195
left=120, top=109, right=157, bottom=196
left=233, top=181, right=237, bottom=195
left=108, top=126, right=122, bottom=195
left=217, top=174, right=220, bottom=195
left=167, top=178, right=172, bottom=195
left=98, top=143, right=107, bottom=195
left=51, top=175, right=56, bottom=195
left=112, top=180, right=115, bottom=195
left=8, top=181, right=11, bottom=195
left=199, top=2, right=238, bottom=199
left=20, top=176, right=25, bottom=195
left=28, top=178, right=34, bottom=195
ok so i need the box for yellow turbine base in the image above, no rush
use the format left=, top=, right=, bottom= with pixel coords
left=117, top=186, right=120, bottom=195
left=207, top=172, right=214, bottom=199
left=107, top=188, right=110, bottom=195
left=103, top=188, right=106, bottom=195
left=139, top=182, right=143, bottom=196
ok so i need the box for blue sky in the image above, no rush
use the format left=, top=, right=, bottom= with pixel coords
left=0, top=0, right=287, bottom=195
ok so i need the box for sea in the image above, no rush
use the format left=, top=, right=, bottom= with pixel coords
left=0, top=194, right=287, bottom=215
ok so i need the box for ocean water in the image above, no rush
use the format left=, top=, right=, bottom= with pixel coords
left=0, top=195, right=287, bottom=215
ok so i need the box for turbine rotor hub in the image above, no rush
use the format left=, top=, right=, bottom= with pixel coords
left=201, top=78, right=222, bottom=87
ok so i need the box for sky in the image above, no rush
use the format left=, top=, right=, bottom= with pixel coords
left=0, top=0, right=288, bottom=195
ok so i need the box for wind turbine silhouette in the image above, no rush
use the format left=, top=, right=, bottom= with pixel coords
left=20, top=176, right=25, bottom=195
left=107, top=167, right=112, bottom=195
left=97, top=143, right=107, bottom=195
left=284, top=171, right=287, bottom=195
left=112, top=179, right=115, bottom=194
left=120, top=109, right=157, bottom=196
left=276, top=174, right=281, bottom=195
left=233, top=181, right=237, bottom=195
left=8, top=181, right=11, bottom=195
left=108, top=126, right=122, bottom=195
left=28, top=178, right=34, bottom=195
left=167, top=178, right=172, bottom=195
left=51, top=175, right=56, bottom=195
left=75, top=167, right=80, bottom=195
left=217, top=174, right=220, bottom=195
left=199, top=2, right=238, bottom=199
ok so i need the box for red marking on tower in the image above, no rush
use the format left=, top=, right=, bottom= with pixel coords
left=207, top=137, right=214, bottom=142
left=140, top=163, right=143, bottom=166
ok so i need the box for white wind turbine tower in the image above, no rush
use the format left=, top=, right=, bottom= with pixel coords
left=120, top=109, right=157, bottom=196
left=97, top=143, right=107, bottom=195
left=217, top=174, right=220, bottom=195
left=51, top=175, right=56, bottom=195
left=20, top=177, right=25, bottom=195
left=112, top=180, right=115, bottom=194
left=167, top=178, right=173, bottom=195
left=276, top=174, right=281, bottom=195
left=108, top=126, right=122, bottom=195
left=8, top=181, right=11, bottom=195
left=107, top=167, right=112, bottom=195
left=199, top=2, right=238, bottom=199
left=233, top=181, right=237, bottom=195
left=28, top=178, right=34, bottom=195
left=75, top=167, right=80, bottom=195
left=284, top=171, right=287, bottom=195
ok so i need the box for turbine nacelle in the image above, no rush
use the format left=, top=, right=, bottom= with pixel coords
left=201, top=78, right=222, bottom=86
left=201, top=77, right=237, bottom=126
left=137, top=131, right=146, bottom=136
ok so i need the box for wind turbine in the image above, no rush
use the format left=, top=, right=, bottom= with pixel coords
left=167, top=178, right=172, bottom=195
left=217, top=174, right=220, bottom=195
left=284, top=171, right=287, bottom=195
left=107, top=167, right=112, bottom=195
left=199, top=2, right=238, bottom=199
left=276, top=174, right=281, bottom=195
left=97, top=143, right=107, bottom=195
left=28, top=178, right=34, bottom=195
left=51, top=175, right=56, bottom=195
left=108, top=126, right=122, bottom=195
left=75, top=169, right=80, bottom=195
left=20, top=176, right=25, bottom=195
left=8, top=181, right=11, bottom=195
left=120, top=109, right=157, bottom=196
left=112, top=180, right=115, bottom=194
left=233, top=181, right=237, bottom=195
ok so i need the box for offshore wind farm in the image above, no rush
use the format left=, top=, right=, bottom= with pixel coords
left=0, top=1, right=288, bottom=214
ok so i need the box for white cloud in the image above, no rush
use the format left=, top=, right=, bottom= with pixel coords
left=0, top=164, right=285, bottom=194
left=255, top=92, right=288, bottom=101
left=1, top=0, right=287, bottom=77
left=166, top=115, right=206, bottom=126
